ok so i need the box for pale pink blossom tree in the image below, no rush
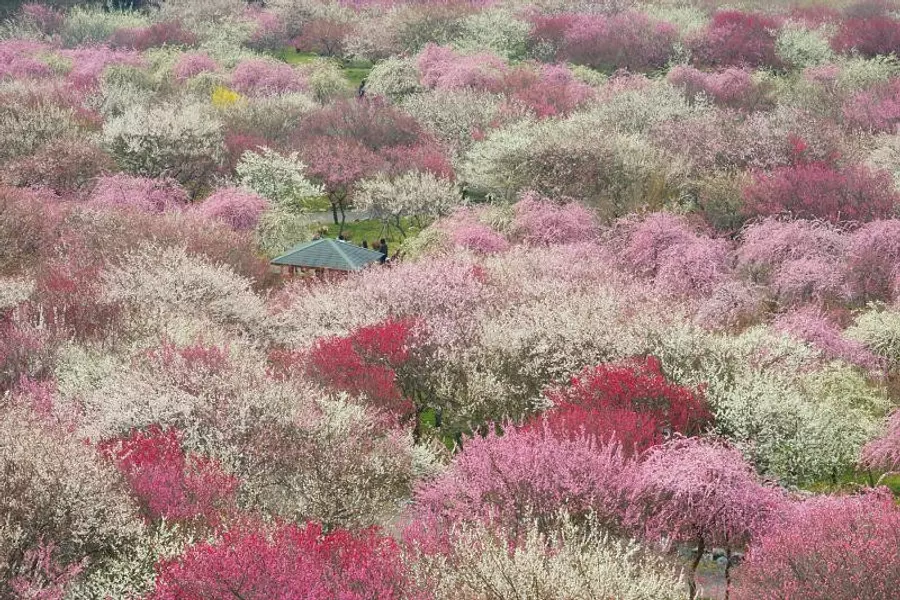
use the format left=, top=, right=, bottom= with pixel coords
left=628, top=437, right=785, bottom=599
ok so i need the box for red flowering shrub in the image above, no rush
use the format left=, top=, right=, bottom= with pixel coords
left=529, top=11, right=677, bottom=72
left=734, top=491, right=900, bottom=600
left=691, top=11, right=782, bottom=68
left=150, top=522, right=410, bottom=600
left=109, top=21, right=197, bottom=51
left=537, top=357, right=711, bottom=456
left=300, top=318, right=417, bottom=419
left=742, top=162, right=898, bottom=223
left=99, top=424, right=237, bottom=523
left=831, top=15, right=900, bottom=57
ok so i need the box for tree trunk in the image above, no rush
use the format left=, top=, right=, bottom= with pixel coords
left=338, top=204, right=347, bottom=237
left=395, top=215, right=406, bottom=238
left=724, top=547, right=732, bottom=600
left=688, top=537, right=705, bottom=600
left=331, top=201, right=339, bottom=225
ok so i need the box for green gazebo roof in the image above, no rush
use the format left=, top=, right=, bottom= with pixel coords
left=271, top=238, right=385, bottom=271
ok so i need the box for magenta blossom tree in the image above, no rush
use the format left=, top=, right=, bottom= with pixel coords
left=192, top=187, right=270, bottom=232
left=628, top=437, right=785, bottom=599
left=734, top=490, right=900, bottom=600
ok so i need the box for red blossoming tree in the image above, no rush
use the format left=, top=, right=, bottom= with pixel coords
left=99, top=425, right=237, bottom=525
left=535, top=357, right=711, bottom=456
left=150, top=522, right=411, bottom=600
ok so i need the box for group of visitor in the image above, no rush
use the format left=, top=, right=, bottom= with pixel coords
left=338, top=234, right=388, bottom=263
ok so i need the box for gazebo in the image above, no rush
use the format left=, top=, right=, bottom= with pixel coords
left=271, top=238, right=386, bottom=276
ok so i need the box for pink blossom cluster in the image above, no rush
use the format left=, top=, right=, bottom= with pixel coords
left=230, top=59, right=308, bottom=96
left=60, top=47, right=143, bottom=90
left=441, top=209, right=509, bottom=254
left=842, top=78, right=900, bottom=133
left=668, top=65, right=766, bottom=111
left=689, top=10, right=783, bottom=69
left=734, top=490, right=900, bottom=600
left=192, top=187, right=270, bottom=231
left=511, top=192, right=597, bottom=246
left=417, top=44, right=508, bottom=92
left=775, top=307, right=881, bottom=370
left=108, top=21, right=198, bottom=51
left=616, top=212, right=731, bottom=298
left=0, top=40, right=52, bottom=81
left=529, top=11, right=678, bottom=72
left=173, top=52, right=218, bottom=81
left=88, top=175, right=189, bottom=214
left=860, top=410, right=900, bottom=472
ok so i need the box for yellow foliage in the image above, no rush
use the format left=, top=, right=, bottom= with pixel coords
left=211, top=86, right=241, bottom=108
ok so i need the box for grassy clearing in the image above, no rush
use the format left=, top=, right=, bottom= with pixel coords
left=311, top=217, right=423, bottom=247
left=273, top=48, right=373, bottom=88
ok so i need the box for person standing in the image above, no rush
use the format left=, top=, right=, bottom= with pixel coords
left=361, top=239, right=368, bottom=249
left=378, top=238, right=388, bottom=264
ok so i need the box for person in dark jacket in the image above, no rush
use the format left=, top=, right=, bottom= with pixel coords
left=357, top=78, right=367, bottom=99
left=361, top=239, right=368, bottom=249
left=378, top=238, right=387, bottom=263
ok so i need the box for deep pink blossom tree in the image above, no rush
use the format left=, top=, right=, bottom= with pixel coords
left=734, top=491, right=900, bottom=600
left=504, top=64, right=594, bottom=118
left=535, top=357, right=711, bottom=457
left=842, top=78, right=900, bottom=132
left=417, top=43, right=508, bottom=92
left=668, top=66, right=769, bottom=111
left=628, top=437, right=785, bottom=599
left=99, top=424, right=238, bottom=524
left=832, top=14, right=900, bottom=57
left=742, top=162, right=898, bottom=224
left=150, top=522, right=411, bottom=600
left=775, top=307, right=881, bottom=370
left=690, top=10, right=783, bottom=68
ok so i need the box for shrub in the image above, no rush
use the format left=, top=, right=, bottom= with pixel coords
left=775, top=22, right=835, bottom=68
left=102, top=102, right=225, bottom=196
left=734, top=491, right=900, bottom=600
left=846, top=307, right=900, bottom=365
left=845, top=219, right=900, bottom=302
left=775, top=308, right=881, bottom=370
left=417, top=43, right=508, bottom=92
left=668, top=65, right=769, bottom=111
left=0, top=408, right=143, bottom=589
left=356, top=170, right=461, bottom=227
left=365, top=57, right=424, bottom=101
left=99, top=424, right=237, bottom=523
left=504, top=64, right=594, bottom=118
left=861, top=409, right=900, bottom=471
left=235, top=147, right=321, bottom=210
left=229, top=59, right=307, bottom=96
left=193, top=187, right=270, bottom=231
left=88, top=175, right=189, bottom=214
left=0, top=137, right=113, bottom=197
left=529, top=11, right=678, bottom=72
left=537, top=357, right=711, bottom=456
left=691, top=10, right=782, bottom=69
left=292, top=18, right=353, bottom=57
left=742, top=162, right=898, bottom=223
left=109, top=21, right=198, bottom=51
left=832, top=15, right=900, bottom=57
left=413, top=424, right=632, bottom=535
left=150, top=522, right=410, bottom=600
left=173, top=52, right=218, bottom=81
left=510, top=193, right=597, bottom=246
left=407, top=518, right=687, bottom=600
left=842, top=78, right=900, bottom=132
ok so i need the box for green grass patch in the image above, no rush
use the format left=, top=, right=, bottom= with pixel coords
left=300, top=195, right=332, bottom=212
left=311, top=217, right=422, bottom=246
left=272, top=48, right=373, bottom=88
left=804, top=469, right=900, bottom=496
